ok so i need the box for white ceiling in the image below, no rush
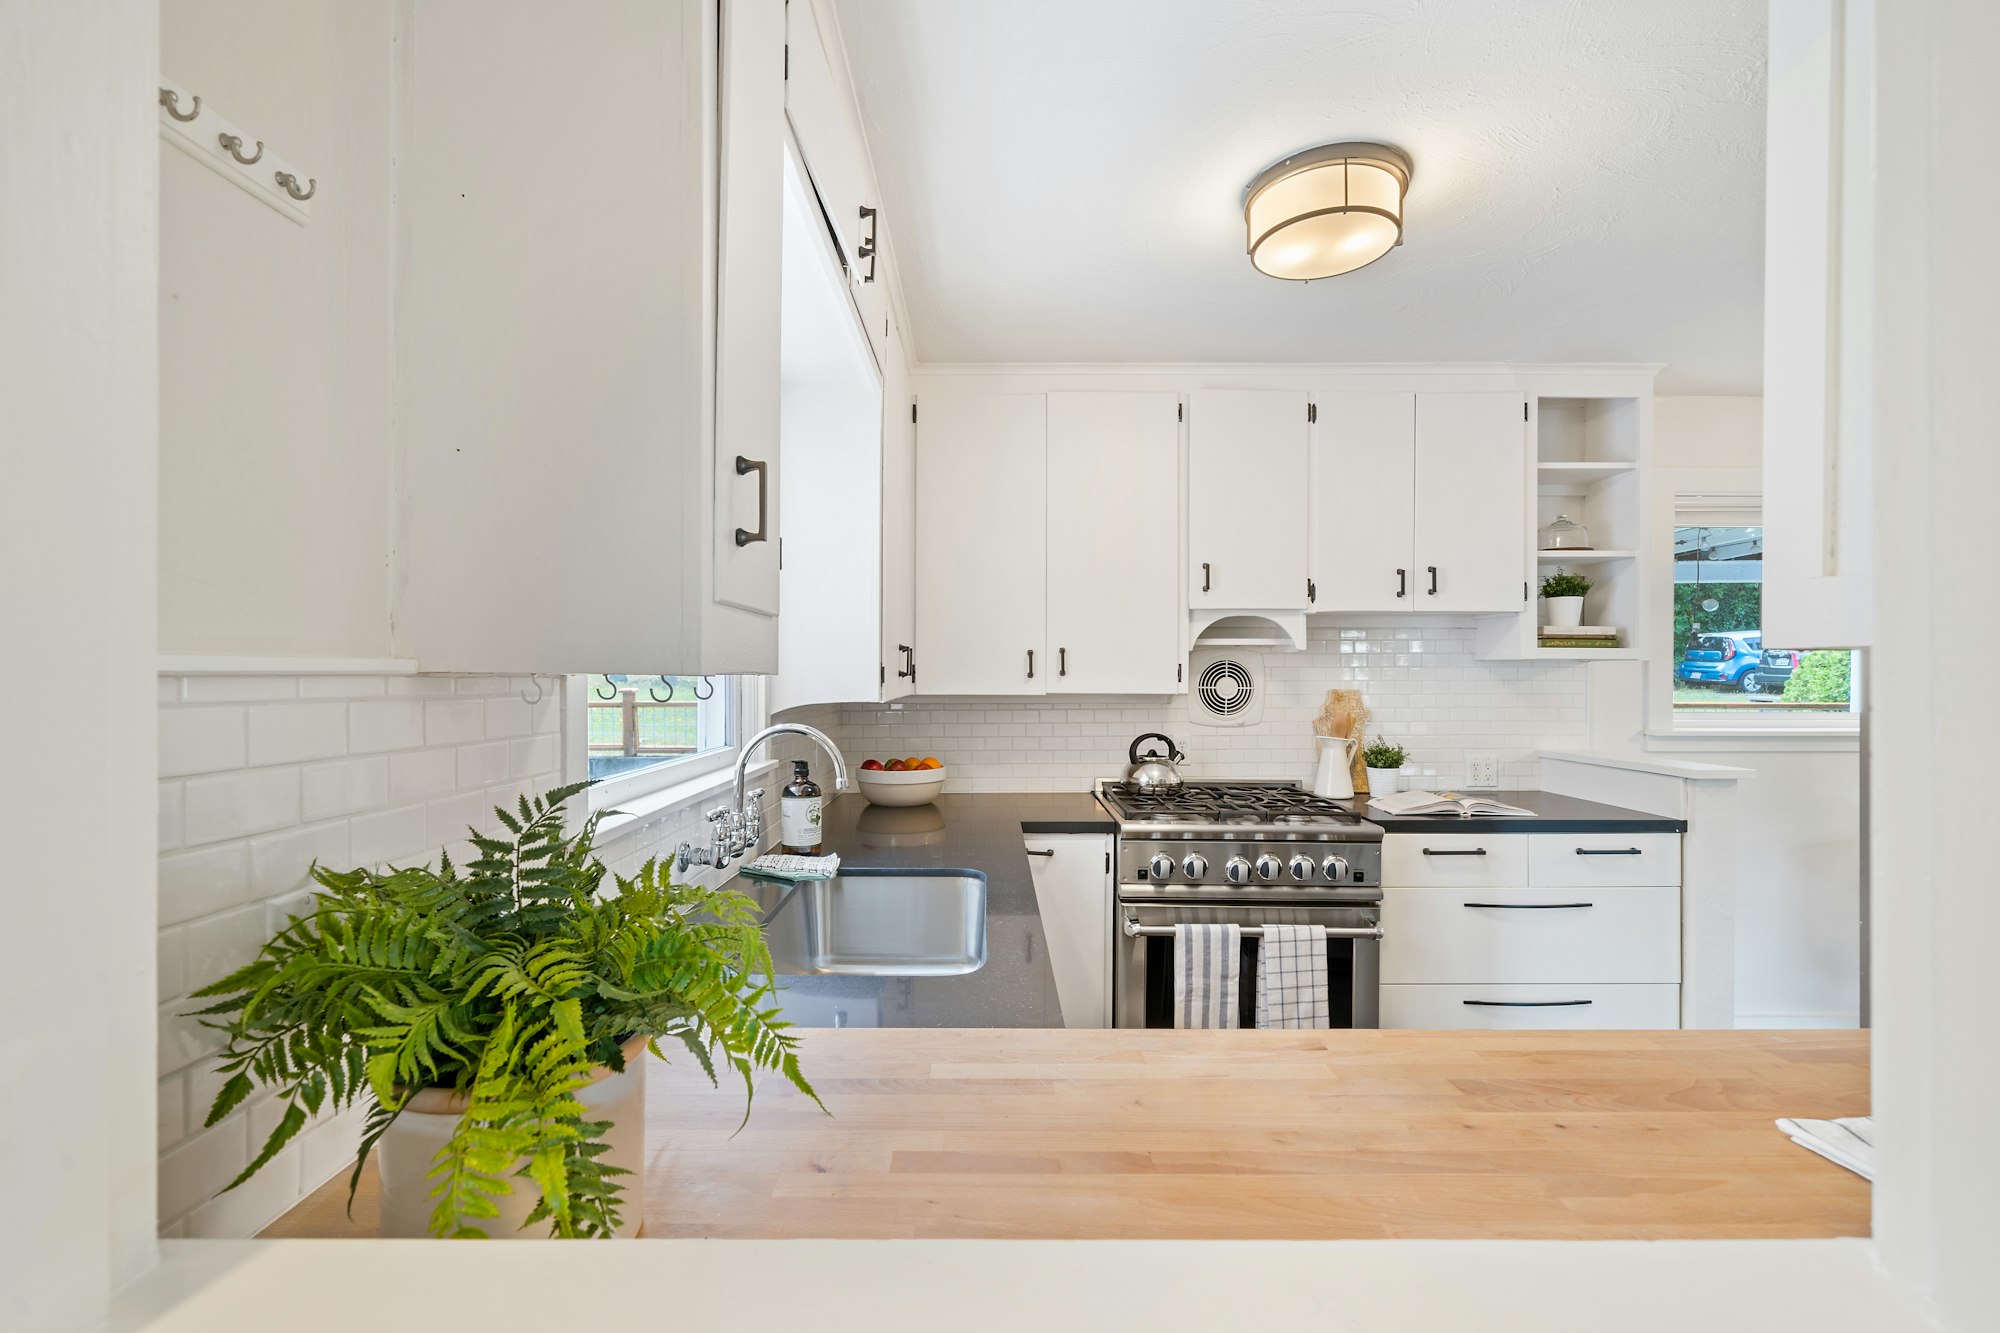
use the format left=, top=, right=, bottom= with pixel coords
left=829, top=0, right=1767, bottom=393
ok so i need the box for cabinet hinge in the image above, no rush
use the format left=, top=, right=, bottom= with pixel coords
left=1177, top=402, right=1184, bottom=422
left=1523, top=580, right=1529, bottom=603
left=880, top=663, right=886, bottom=686
left=911, top=402, right=917, bottom=424
left=783, top=43, right=788, bottom=80
left=1307, top=578, right=1317, bottom=605
left=1105, top=850, right=1111, bottom=873
left=1307, top=402, right=1317, bottom=423
left=778, top=538, right=783, bottom=571
left=1177, top=662, right=1183, bottom=683
left=1523, top=402, right=1529, bottom=422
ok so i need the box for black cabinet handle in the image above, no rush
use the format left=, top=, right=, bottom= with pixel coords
left=1421, top=847, right=1487, bottom=857
left=1059, top=647, right=1067, bottom=677
left=896, top=644, right=915, bottom=680
left=1201, top=562, right=1212, bottom=593
left=1576, top=847, right=1642, bottom=856
left=1463, top=999, right=1594, bottom=1008
left=857, top=205, right=878, bottom=282
left=1427, top=565, right=1438, bottom=596
left=733, top=456, right=768, bottom=546
left=1396, top=568, right=1407, bottom=599
left=1464, top=902, right=1594, bottom=910
left=1025, top=848, right=1055, bottom=858
left=1026, top=649, right=1035, bottom=679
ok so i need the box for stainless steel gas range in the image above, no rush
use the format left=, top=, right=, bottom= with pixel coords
left=1096, top=781, right=1386, bottom=1029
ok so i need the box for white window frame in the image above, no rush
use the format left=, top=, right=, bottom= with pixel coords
left=1646, top=484, right=1861, bottom=743
left=564, top=674, right=773, bottom=819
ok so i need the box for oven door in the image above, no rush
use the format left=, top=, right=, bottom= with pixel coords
left=1112, top=897, right=1381, bottom=1029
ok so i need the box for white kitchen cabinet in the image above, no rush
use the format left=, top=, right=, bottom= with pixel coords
left=1047, top=392, right=1182, bottom=694
left=1380, top=886, right=1680, bottom=985
left=1311, top=392, right=1416, bottom=611
left=1412, top=392, right=1529, bottom=613
left=914, top=394, right=1048, bottom=694
left=879, top=315, right=917, bottom=700
left=1188, top=389, right=1311, bottom=610
left=1380, top=983, right=1681, bottom=1030
left=394, top=0, right=781, bottom=674
left=1024, top=835, right=1113, bottom=1029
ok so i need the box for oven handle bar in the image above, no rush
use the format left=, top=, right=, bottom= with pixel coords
left=1121, top=917, right=1382, bottom=941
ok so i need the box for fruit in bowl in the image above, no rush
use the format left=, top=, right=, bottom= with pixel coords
left=853, top=756, right=948, bottom=807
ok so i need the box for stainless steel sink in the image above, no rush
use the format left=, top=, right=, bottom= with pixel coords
left=759, top=868, right=987, bottom=976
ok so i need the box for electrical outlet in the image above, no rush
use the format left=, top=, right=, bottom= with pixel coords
left=1466, top=753, right=1499, bottom=789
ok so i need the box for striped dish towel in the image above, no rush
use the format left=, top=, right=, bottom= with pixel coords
left=1172, top=923, right=1241, bottom=1029
left=1255, top=923, right=1329, bottom=1029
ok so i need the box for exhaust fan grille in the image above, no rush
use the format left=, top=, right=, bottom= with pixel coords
left=1197, top=659, right=1254, bottom=716
left=1189, top=650, right=1266, bottom=727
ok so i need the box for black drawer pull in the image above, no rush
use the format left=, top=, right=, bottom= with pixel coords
left=1024, top=848, right=1055, bottom=858
left=1463, top=999, right=1594, bottom=1008
left=1576, top=847, right=1643, bottom=856
left=1463, top=902, right=1593, bottom=910
left=1421, top=847, right=1487, bottom=857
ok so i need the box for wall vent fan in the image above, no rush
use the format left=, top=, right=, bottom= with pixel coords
left=1188, top=649, right=1266, bottom=728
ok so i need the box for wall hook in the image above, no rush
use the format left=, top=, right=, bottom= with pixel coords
left=519, top=676, right=544, bottom=706
left=593, top=677, right=619, bottom=701
left=274, top=170, right=316, bottom=201
left=158, top=88, right=201, bottom=121
left=649, top=676, right=675, bottom=704
left=694, top=675, right=716, bottom=701
left=218, top=132, right=263, bottom=165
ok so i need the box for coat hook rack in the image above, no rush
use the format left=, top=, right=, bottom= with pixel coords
left=157, top=77, right=315, bottom=226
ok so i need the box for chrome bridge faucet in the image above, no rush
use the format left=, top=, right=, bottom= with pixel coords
left=676, top=722, right=848, bottom=874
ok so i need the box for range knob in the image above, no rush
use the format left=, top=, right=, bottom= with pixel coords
left=1321, top=854, right=1350, bottom=882
left=1288, top=854, right=1315, bottom=881
left=1224, top=856, right=1252, bottom=885
left=1148, top=852, right=1176, bottom=881
left=1254, top=853, right=1282, bottom=882
left=1181, top=853, right=1210, bottom=880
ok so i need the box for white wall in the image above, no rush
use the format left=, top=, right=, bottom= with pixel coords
left=159, top=0, right=396, bottom=657
left=0, top=2, right=159, bottom=1326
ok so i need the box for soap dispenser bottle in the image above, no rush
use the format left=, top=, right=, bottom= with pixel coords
left=781, top=759, right=823, bottom=854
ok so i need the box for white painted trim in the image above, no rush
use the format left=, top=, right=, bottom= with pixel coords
left=156, top=654, right=420, bottom=675
left=592, top=758, right=780, bottom=845
left=1645, top=730, right=1859, bottom=753
left=1540, top=749, right=1755, bottom=780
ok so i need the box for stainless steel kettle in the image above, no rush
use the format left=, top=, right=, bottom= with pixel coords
left=1125, top=733, right=1187, bottom=789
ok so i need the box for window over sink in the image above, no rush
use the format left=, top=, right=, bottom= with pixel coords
left=581, top=674, right=741, bottom=803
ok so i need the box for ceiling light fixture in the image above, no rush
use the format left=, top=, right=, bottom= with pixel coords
left=1242, top=142, right=1412, bottom=281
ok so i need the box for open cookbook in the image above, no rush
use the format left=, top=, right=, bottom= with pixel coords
left=1366, top=790, right=1538, bottom=818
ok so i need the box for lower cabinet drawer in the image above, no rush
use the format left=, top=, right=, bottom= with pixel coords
left=1380, top=885, right=1680, bottom=984
left=1529, top=832, right=1681, bottom=888
left=1380, top=983, right=1682, bottom=1030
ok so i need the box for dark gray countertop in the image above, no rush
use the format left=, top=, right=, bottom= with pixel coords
left=732, top=793, right=1111, bottom=1029
left=1338, top=789, right=1686, bottom=833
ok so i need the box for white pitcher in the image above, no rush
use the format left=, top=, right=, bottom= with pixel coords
left=1311, top=734, right=1357, bottom=800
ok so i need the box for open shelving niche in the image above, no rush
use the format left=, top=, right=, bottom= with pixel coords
left=1477, top=393, right=1649, bottom=661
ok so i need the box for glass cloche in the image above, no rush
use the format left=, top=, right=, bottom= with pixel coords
left=1538, top=513, right=1592, bottom=551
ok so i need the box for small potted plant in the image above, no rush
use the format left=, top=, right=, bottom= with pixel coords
left=1361, top=737, right=1407, bottom=798
left=188, top=783, right=819, bottom=1238
left=1540, top=568, right=1593, bottom=629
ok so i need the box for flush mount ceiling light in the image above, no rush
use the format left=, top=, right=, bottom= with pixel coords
left=1243, top=142, right=1412, bottom=281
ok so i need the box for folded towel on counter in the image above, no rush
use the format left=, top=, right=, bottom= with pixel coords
left=739, top=853, right=841, bottom=883
left=1255, top=924, right=1330, bottom=1029
left=1173, top=923, right=1241, bottom=1029
left=1776, top=1115, right=1875, bottom=1181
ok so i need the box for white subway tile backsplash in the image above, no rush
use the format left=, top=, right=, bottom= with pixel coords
left=301, top=755, right=390, bottom=821
left=158, top=1074, right=188, bottom=1152
left=247, top=702, right=348, bottom=767
left=389, top=747, right=459, bottom=801
left=158, top=1120, right=247, bottom=1225
left=349, top=803, right=430, bottom=867
left=159, top=842, right=254, bottom=926
left=158, top=927, right=188, bottom=1004
left=182, top=675, right=298, bottom=704
left=456, top=740, right=511, bottom=790
left=186, top=1145, right=301, bottom=1239
left=248, top=820, right=350, bottom=899
left=426, top=790, right=492, bottom=851
left=423, top=699, right=484, bottom=747
left=482, top=697, right=531, bottom=739
left=299, top=675, right=387, bottom=699
left=509, top=734, right=556, bottom=779
left=186, top=904, right=275, bottom=988
left=160, top=706, right=246, bottom=777
left=386, top=676, right=458, bottom=697
left=348, top=699, right=425, bottom=753
left=184, top=767, right=302, bottom=844
left=159, top=781, right=186, bottom=852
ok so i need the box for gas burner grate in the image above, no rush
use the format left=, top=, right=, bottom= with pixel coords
left=1101, top=782, right=1365, bottom=825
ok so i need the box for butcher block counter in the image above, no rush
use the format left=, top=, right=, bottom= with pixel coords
left=264, top=1027, right=1868, bottom=1241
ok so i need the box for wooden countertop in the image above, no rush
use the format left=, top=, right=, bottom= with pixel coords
left=263, top=1028, right=1868, bottom=1241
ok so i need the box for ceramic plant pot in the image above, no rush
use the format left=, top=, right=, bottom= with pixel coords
left=1366, top=767, right=1402, bottom=798
left=375, top=1033, right=650, bottom=1238
left=1545, top=596, right=1585, bottom=629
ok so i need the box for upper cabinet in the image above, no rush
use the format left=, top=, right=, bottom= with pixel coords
left=879, top=316, right=917, bottom=700
left=1312, top=393, right=1417, bottom=611
left=1188, top=389, right=1311, bottom=611
left=1046, top=392, right=1183, bottom=694
left=394, top=0, right=781, bottom=675
left=1412, top=392, right=1529, bottom=613
left=914, top=394, right=1049, bottom=695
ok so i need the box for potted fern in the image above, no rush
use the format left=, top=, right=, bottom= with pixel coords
left=1540, top=568, right=1593, bottom=629
left=1361, top=737, right=1407, bottom=799
left=189, top=783, right=817, bottom=1238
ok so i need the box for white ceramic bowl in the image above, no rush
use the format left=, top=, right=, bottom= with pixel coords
left=853, top=765, right=947, bottom=807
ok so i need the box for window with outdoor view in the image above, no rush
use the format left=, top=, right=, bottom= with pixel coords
left=585, top=674, right=736, bottom=783
left=1671, top=512, right=1858, bottom=718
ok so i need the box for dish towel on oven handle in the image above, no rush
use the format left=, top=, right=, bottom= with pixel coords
left=1172, top=923, right=1241, bottom=1029
left=1255, top=923, right=1330, bottom=1029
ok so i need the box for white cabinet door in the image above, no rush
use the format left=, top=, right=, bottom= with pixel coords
left=1188, top=389, right=1310, bottom=610
left=1380, top=886, right=1682, bottom=985
left=879, top=315, right=916, bottom=700
left=1312, top=392, right=1415, bottom=612
left=1413, top=392, right=1528, bottom=613
left=914, top=394, right=1047, bottom=695
left=712, top=0, right=786, bottom=616
left=1024, top=835, right=1112, bottom=1028
left=1047, top=392, right=1182, bottom=694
